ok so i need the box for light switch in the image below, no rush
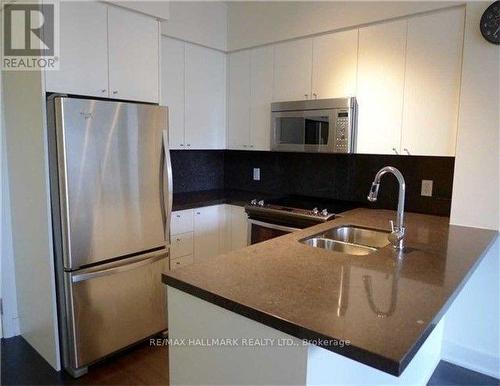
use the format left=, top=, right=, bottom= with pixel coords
left=253, top=168, right=260, bottom=181
left=421, top=180, right=433, bottom=197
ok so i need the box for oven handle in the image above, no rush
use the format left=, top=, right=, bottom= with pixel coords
left=247, top=219, right=301, bottom=233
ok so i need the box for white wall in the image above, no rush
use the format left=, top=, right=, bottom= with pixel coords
left=3, top=70, right=60, bottom=369
left=161, top=1, right=227, bottom=51
left=227, top=1, right=461, bottom=51
left=1, top=81, right=21, bottom=339
left=444, top=1, right=500, bottom=379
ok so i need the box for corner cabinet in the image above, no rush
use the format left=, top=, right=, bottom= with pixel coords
left=161, top=39, right=226, bottom=150
left=184, top=44, right=226, bottom=149
left=45, top=3, right=159, bottom=103
left=227, top=46, right=273, bottom=151
left=169, top=204, right=248, bottom=270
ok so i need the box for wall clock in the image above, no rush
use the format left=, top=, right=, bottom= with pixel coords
left=480, top=1, right=500, bottom=44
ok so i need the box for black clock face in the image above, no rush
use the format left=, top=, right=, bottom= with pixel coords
left=480, top=1, right=500, bottom=44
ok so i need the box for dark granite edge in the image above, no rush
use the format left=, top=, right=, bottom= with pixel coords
left=399, top=231, right=500, bottom=374
left=163, top=274, right=401, bottom=376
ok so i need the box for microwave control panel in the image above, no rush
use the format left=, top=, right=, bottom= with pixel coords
left=334, top=110, right=350, bottom=152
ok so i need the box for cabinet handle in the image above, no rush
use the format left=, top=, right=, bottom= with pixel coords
left=176, top=238, right=181, bottom=241
left=176, top=215, right=180, bottom=218
left=243, top=144, right=247, bottom=148
left=304, top=94, right=309, bottom=99
left=313, top=93, right=318, bottom=99
left=186, top=144, right=191, bottom=147
left=112, top=90, right=118, bottom=95
left=101, top=89, right=107, bottom=93
left=196, top=212, right=200, bottom=215
left=249, top=144, right=254, bottom=148
left=180, top=144, right=184, bottom=147
left=392, top=148, right=399, bottom=155
left=403, top=148, right=411, bottom=155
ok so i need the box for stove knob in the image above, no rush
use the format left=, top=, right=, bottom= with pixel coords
left=321, top=209, right=329, bottom=217
left=312, top=207, right=319, bottom=215
left=250, top=199, right=257, bottom=206
left=258, top=200, right=265, bottom=207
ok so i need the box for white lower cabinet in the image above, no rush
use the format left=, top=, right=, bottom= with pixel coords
left=170, top=254, right=194, bottom=271
left=171, top=232, right=194, bottom=259
left=170, top=204, right=248, bottom=269
left=193, top=206, right=222, bottom=261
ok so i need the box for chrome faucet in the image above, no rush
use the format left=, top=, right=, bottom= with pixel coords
left=367, top=166, right=406, bottom=250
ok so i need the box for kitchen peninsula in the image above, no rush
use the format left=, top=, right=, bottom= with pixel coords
left=162, top=208, right=498, bottom=385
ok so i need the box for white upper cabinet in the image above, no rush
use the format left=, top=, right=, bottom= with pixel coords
left=227, top=46, right=273, bottom=151
left=228, top=51, right=251, bottom=150
left=250, top=46, right=274, bottom=151
left=45, top=3, right=159, bottom=103
left=311, top=29, right=358, bottom=99
left=273, top=39, right=313, bottom=102
left=45, top=1, right=108, bottom=97
left=356, top=20, right=407, bottom=155
left=185, top=44, right=226, bottom=149
left=108, top=6, right=159, bottom=103
left=401, top=8, right=464, bottom=156
left=161, top=37, right=185, bottom=150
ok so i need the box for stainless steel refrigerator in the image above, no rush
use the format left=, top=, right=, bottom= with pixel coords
left=47, top=96, right=172, bottom=377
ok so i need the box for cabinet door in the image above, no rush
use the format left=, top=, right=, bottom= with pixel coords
left=273, top=39, right=313, bottom=102
left=194, top=206, right=221, bottom=261
left=230, top=205, right=248, bottom=250
left=356, top=21, right=407, bottom=155
left=401, top=8, right=464, bottom=156
left=171, top=209, right=194, bottom=235
left=228, top=51, right=251, bottom=150
left=185, top=44, right=226, bottom=149
left=45, top=1, right=108, bottom=97
left=312, top=29, right=358, bottom=99
left=171, top=232, right=194, bottom=259
left=161, top=37, right=185, bottom=150
left=108, top=6, right=159, bottom=103
left=250, top=46, right=274, bottom=151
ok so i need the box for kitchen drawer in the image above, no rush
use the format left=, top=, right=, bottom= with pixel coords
left=171, top=209, right=194, bottom=235
left=170, top=254, right=194, bottom=271
left=171, top=232, right=194, bottom=259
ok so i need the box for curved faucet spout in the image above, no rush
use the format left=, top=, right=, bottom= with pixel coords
left=367, top=166, right=406, bottom=250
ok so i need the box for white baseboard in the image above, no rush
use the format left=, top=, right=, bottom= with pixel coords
left=442, top=339, right=500, bottom=379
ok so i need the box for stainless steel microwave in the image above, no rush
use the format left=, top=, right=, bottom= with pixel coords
left=271, top=97, right=357, bottom=153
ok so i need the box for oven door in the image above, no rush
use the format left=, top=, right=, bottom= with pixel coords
left=248, top=219, right=300, bottom=245
left=271, top=109, right=338, bottom=152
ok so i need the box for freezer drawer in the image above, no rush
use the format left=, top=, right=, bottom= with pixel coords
left=64, top=250, right=168, bottom=369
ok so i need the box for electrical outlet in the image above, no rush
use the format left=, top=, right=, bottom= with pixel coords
left=253, top=168, right=260, bottom=181
left=421, top=180, right=433, bottom=197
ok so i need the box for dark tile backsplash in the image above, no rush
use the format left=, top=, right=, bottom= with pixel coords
left=172, top=150, right=455, bottom=216
left=170, top=150, right=224, bottom=193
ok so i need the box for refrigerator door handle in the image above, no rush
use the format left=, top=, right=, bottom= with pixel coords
left=161, top=129, right=173, bottom=245
left=71, top=250, right=167, bottom=283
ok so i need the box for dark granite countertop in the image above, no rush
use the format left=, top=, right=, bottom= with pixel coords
left=172, top=189, right=276, bottom=211
left=162, top=208, right=498, bottom=376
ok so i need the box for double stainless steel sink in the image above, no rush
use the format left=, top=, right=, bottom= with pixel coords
left=300, top=225, right=390, bottom=256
